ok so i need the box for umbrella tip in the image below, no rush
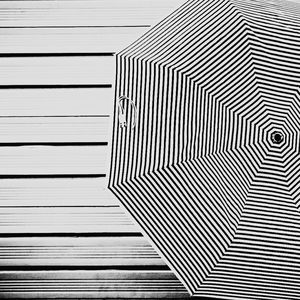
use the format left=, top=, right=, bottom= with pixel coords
left=271, top=131, right=284, bottom=145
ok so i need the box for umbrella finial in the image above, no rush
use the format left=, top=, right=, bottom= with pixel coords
left=271, top=131, right=284, bottom=145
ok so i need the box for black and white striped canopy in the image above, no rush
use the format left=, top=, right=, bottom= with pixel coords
left=109, top=0, right=300, bottom=298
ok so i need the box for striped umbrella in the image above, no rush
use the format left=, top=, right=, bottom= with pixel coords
left=109, top=0, right=300, bottom=298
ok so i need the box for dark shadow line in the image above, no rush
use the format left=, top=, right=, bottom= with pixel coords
left=0, top=232, right=143, bottom=238
left=0, top=265, right=170, bottom=271
left=0, top=142, right=108, bottom=146
left=0, top=84, right=112, bottom=89
left=0, top=115, right=110, bottom=118
left=0, top=205, right=119, bottom=208
left=1, top=25, right=151, bottom=29
left=0, top=174, right=106, bottom=179
left=0, top=53, right=114, bottom=57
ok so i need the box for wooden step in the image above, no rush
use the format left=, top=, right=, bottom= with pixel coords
left=0, top=270, right=188, bottom=298
left=0, top=178, right=114, bottom=207
left=0, top=207, right=138, bottom=233
left=0, top=146, right=108, bottom=175
left=0, top=27, right=149, bottom=54
left=0, top=0, right=184, bottom=27
left=0, top=56, right=114, bottom=86
left=0, top=117, right=109, bottom=143
left=0, top=236, right=164, bottom=266
left=0, top=88, right=113, bottom=116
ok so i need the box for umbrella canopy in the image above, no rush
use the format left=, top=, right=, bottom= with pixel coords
left=109, top=0, right=300, bottom=298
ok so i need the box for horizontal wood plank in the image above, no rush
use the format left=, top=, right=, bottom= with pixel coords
left=0, top=178, right=114, bottom=207
left=0, top=27, right=149, bottom=54
left=0, top=236, right=164, bottom=266
left=0, top=207, right=138, bottom=233
left=0, top=146, right=108, bottom=175
left=0, top=0, right=183, bottom=27
left=0, top=270, right=188, bottom=298
left=0, top=56, right=114, bottom=85
left=0, top=117, right=109, bottom=143
left=0, top=89, right=113, bottom=116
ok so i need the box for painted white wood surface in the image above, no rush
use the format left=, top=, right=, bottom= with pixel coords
left=0, top=117, right=109, bottom=143
left=0, top=146, right=108, bottom=174
left=0, top=207, right=138, bottom=233
left=0, top=178, right=114, bottom=206
left=0, top=89, right=113, bottom=116
left=0, top=57, right=115, bottom=85
left=0, top=237, right=165, bottom=266
left=0, top=27, right=149, bottom=53
left=0, top=0, right=188, bottom=298
left=0, top=0, right=184, bottom=27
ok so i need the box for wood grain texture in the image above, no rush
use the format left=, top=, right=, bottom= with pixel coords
left=0, top=117, right=109, bottom=143
left=0, top=0, right=184, bottom=27
left=0, top=27, right=149, bottom=53
left=0, top=146, right=108, bottom=175
left=0, top=207, right=138, bottom=233
left=0, top=89, right=113, bottom=116
left=0, top=271, right=189, bottom=298
left=0, top=237, right=164, bottom=266
left=0, top=56, right=115, bottom=85
left=0, top=178, right=113, bottom=206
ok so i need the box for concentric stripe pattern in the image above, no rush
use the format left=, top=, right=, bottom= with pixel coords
left=109, top=0, right=300, bottom=298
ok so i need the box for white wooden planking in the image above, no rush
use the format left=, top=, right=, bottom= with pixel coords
left=0, top=0, right=189, bottom=297
left=0, top=237, right=164, bottom=266
left=0, top=27, right=149, bottom=53
left=0, top=271, right=189, bottom=298
left=0, top=117, right=109, bottom=143
left=0, top=0, right=184, bottom=27
left=0, top=146, right=108, bottom=174
left=0, top=178, right=115, bottom=206
left=0, top=207, right=138, bottom=233
left=0, top=56, right=115, bottom=85
left=0, top=89, right=113, bottom=116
